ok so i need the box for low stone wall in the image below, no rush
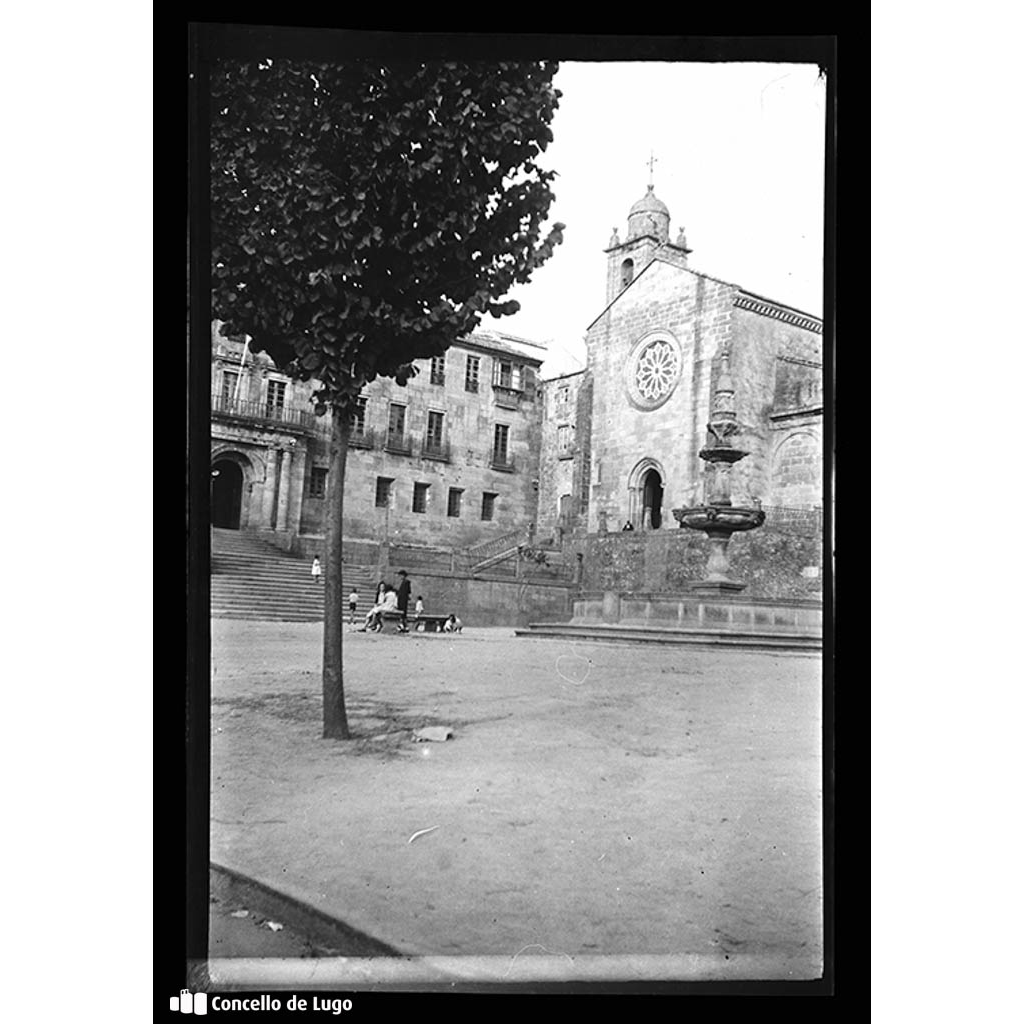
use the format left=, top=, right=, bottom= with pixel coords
left=564, top=525, right=823, bottom=601
left=397, top=570, right=575, bottom=628
left=574, top=592, right=822, bottom=633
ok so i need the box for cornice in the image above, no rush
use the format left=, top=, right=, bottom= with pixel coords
left=734, top=293, right=822, bottom=334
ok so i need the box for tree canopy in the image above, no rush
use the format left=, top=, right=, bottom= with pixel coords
left=211, top=60, right=565, bottom=412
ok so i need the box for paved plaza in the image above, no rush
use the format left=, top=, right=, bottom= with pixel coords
left=209, top=621, right=824, bottom=983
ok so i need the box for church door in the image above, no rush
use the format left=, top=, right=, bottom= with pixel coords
left=211, top=460, right=244, bottom=529
left=641, top=469, right=663, bottom=530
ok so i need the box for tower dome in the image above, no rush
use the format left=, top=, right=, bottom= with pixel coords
left=627, top=185, right=671, bottom=243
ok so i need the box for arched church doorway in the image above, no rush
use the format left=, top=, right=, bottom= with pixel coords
left=211, top=460, right=244, bottom=529
left=641, top=468, right=663, bottom=530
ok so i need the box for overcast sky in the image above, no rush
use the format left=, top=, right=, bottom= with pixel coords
left=488, top=61, right=827, bottom=378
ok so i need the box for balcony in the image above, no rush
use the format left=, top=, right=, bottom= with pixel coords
left=421, top=437, right=451, bottom=462
left=384, top=430, right=413, bottom=455
left=490, top=452, right=516, bottom=473
left=211, top=393, right=317, bottom=434
left=492, top=385, right=523, bottom=410
left=347, top=426, right=375, bottom=449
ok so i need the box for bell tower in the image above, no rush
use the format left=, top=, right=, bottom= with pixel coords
left=604, top=169, right=693, bottom=304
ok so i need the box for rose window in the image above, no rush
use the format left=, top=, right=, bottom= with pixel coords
left=635, top=341, right=680, bottom=400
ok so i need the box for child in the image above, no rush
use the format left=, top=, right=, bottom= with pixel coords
left=348, top=587, right=359, bottom=625
left=442, top=613, right=463, bottom=634
left=311, top=556, right=322, bottom=583
left=414, top=595, right=425, bottom=632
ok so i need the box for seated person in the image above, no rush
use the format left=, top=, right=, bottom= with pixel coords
left=442, top=613, right=463, bottom=634
left=360, top=586, right=398, bottom=632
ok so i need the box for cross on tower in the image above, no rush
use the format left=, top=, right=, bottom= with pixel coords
left=647, top=151, right=657, bottom=188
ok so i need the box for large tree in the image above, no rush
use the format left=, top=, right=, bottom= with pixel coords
left=210, top=60, right=564, bottom=737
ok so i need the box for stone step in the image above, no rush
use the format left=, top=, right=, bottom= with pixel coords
left=515, top=623, right=821, bottom=653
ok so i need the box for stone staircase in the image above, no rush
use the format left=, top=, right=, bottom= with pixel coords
left=211, top=528, right=378, bottom=622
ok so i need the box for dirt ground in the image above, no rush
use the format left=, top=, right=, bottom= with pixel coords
left=210, top=622, right=824, bottom=980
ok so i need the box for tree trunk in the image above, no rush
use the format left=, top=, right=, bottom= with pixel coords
left=322, top=407, right=351, bottom=739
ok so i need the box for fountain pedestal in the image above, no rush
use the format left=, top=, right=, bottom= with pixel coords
left=673, top=348, right=765, bottom=593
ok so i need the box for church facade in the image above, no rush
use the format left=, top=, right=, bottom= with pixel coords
left=538, top=185, right=823, bottom=539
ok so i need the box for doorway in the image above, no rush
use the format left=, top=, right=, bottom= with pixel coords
left=641, top=468, right=663, bottom=530
left=211, top=460, right=244, bottom=529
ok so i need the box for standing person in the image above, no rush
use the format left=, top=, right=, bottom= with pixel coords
left=310, top=556, right=322, bottom=583
left=348, top=586, right=359, bottom=625
left=413, top=595, right=425, bottom=632
left=395, top=570, right=412, bottom=634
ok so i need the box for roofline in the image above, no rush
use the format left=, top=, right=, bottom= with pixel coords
left=735, top=288, right=822, bottom=325
left=586, top=255, right=741, bottom=331
left=540, top=368, right=586, bottom=384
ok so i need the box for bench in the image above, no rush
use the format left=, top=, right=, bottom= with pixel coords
left=375, top=610, right=452, bottom=633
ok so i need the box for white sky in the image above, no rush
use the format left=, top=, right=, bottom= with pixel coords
left=488, top=61, right=827, bottom=378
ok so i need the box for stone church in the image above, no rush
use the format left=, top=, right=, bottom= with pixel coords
left=536, top=184, right=822, bottom=542
left=210, top=184, right=823, bottom=563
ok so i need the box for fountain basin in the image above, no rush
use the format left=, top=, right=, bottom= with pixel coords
left=672, top=506, right=766, bottom=532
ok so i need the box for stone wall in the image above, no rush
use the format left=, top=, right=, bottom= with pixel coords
left=565, top=524, right=823, bottom=601
left=729, top=306, right=822, bottom=506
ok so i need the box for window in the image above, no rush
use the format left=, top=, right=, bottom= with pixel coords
left=350, top=396, right=367, bottom=434
left=495, top=360, right=513, bottom=389
left=221, top=370, right=239, bottom=403
left=426, top=411, right=444, bottom=448
left=447, top=488, right=463, bottom=518
left=621, top=258, right=634, bottom=288
left=266, top=379, right=287, bottom=419
left=412, top=482, right=429, bottom=514
left=557, top=424, right=573, bottom=454
left=430, top=354, right=446, bottom=386
left=375, top=477, right=393, bottom=508
left=308, top=467, right=327, bottom=498
left=481, top=492, right=497, bottom=521
left=465, top=354, right=480, bottom=392
left=493, top=423, right=510, bottom=462
left=387, top=403, right=406, bottom=438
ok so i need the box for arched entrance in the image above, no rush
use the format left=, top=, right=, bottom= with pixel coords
left=211, top=460, right=244, bottom=529
left=641, top=468, right=664, bottom=530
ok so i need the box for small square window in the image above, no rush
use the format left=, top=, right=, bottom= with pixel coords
left=375, top=477, right=393, bottom=508
left=481, top=492, right=497, bottom=521
left=412, top=482, right=429, bottom=514
left=447, top=488, right=463, bottom=518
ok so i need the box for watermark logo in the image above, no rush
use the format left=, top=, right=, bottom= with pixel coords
left=170, top=990, right=208, bottom=1015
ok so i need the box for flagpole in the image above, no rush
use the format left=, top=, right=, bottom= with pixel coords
left=233, top=336, right=250, bottom=406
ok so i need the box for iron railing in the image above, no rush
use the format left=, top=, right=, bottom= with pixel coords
left=211, top=393, right=318, bottom=432
left=492, top=386, right=522, bottom=409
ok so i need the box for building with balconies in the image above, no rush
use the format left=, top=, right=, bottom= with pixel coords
left=210, top=322, right=546, bottom=551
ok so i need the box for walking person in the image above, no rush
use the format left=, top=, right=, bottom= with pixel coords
left=310, top=556, right=322, bottom=583
left=395, top=570, right=412, bottom=633
left=348, top=586, right=359, bottom=625
left=413, top=595, right=424, bottom=631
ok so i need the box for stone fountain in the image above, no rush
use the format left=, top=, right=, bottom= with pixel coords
left=672, top=347, right=765, bottom=593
